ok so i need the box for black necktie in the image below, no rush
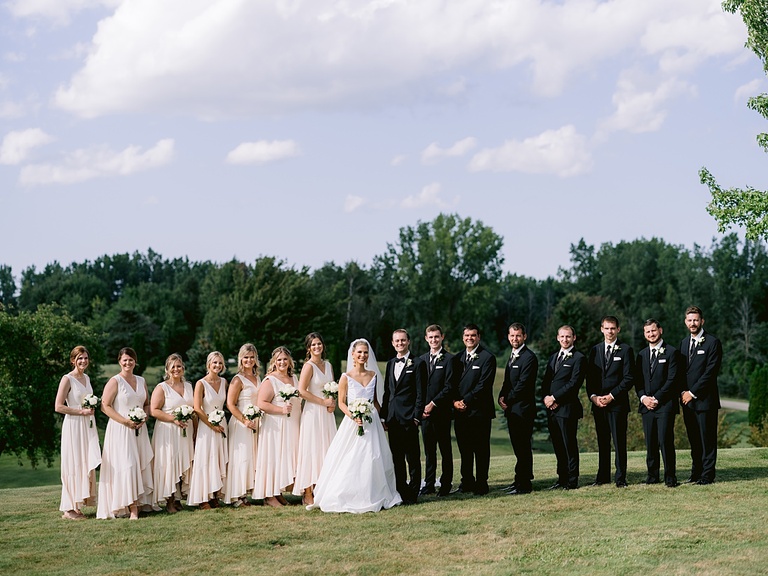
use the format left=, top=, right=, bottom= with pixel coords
left=604, top=345, right=612, bottom=369
left=650, top=349, right=658, bottom=374
left=395, top=357, right=406, bottom=364
left=555, top=352, right=564, bottom=371
left=688, top=339, right=695, bottom=362
left=429, top=354, right=437, bottom=374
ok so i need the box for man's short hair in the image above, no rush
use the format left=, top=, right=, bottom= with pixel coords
left=685, top=306, right=703, bottom=317
left=558, top=324, right=575, bottom=336
left=392, top=328, right=410, bottom=340
left=508, top=322, right=526, bottom=335
left=601, top=315, right=620, bottom=327
left=643, top=318, right=662, bottom=330
left=463, top=323, right=481, bottom=335
left=425, top=324, right=443, bottom=335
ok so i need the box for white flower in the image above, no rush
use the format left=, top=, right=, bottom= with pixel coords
left=658, top=347, right=666, bottom=355
left=564, top=351, right=573, bottom=359
left=243, top=404, right=262, bottom=420
left=208, top=409, right=228, bottom=439
left=322, top=381, right=339, bottom=399
left=406, top=358, right=413, bottom=367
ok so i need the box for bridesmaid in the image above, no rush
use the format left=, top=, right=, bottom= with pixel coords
left=150, top=353, right=195, bottom=514
left=253, top=346, right=301, bottom=508
left=97, top=347, right=154, bottom=519
left=223, top=343, right=260, bottom=507
left=54, top=345, right=101, bottom=520
left=293, top=333, right=337, bottom=506
left=188, top=351, right=228, bottom=509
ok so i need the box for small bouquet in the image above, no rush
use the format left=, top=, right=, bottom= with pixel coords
left=208, top=409, right=227, bottom=439
left=242, top=404, right=262, bottom=434
left=277, top=384, right=300, bottom=417
left=81, top=394, right=100, bottom=428
left=172, top=404, right=195, bottom=437
left=348, top=398, right=374, bottom=436
left=322, top=381, right=339, bottom=400
left=128, top=406, right=147, bottom=437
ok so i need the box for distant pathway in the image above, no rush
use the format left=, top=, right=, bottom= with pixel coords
left=722, top=399, right=749, bottom=411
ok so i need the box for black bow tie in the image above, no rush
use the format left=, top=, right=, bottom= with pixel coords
left=395, top=357, right=406, bottom=364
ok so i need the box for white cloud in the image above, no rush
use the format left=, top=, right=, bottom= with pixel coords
left=390, top=154, right=406, bottom=167
left=344, top=194, right=365, bottom=213
left=421, top=137, right=477, bottom=165
left=19, top=138, right=174, bottom=185
left=735, top=79, right=763, bottom=103
left=225, top=140, right=300, bottom=165
left=6, top=0, right=120, bottom=25
left=0, top=100, right=27, bottom=119
left=0, top=128, right=54, bottom=165
left=50, top=0, right=748, bottom=118
left=599, top=74, right=694, bottom=135
left=401, top=182, right=458, bottom=209
left=468, top=125, right=592, bottom=177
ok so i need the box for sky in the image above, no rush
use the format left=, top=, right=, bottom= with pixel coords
left=1, top=0, right=766, bottom=282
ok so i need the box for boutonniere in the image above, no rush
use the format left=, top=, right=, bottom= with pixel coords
left=406, top=358, right=413, bottom=367
left=697, top=336, right=705, bottom=346
left=511, top=352, right=520, bottom=361
left=435, top=353, right=444, bottom=363
left=468, top=351, right=478, bottom=362
left=611, top=344, right=620, bottom=353
left=564, top=351, right=573, bottom=359
left=658, top=347, right=665, bottom=355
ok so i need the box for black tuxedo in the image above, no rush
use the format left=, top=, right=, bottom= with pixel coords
left=419, top=349, right=455, bottom=494
left=498, top=345, right=538, bottom=492
left=680, top=331, right=722, bottom=483
left=541, top=348, right=586, bottom=488
left=586, top=341, right=635, bottom=485
left=452, top=345, right=496, bottom=494
left=382, top=353, right=427, bottom=503
left=634, top=343, right=680, bottom=485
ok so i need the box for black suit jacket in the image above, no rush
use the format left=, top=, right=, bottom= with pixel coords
left=586, top=341, right=635, bottom=413
left=498, top=345, right=538, bottom=419
left=679, top=331, right=722, bottom=412
left=381, top=353, right=427, bottom=426
left=541, top=348, right=586, bottom=419
left=419, top=350, right=455, bottom=418
left=634, top=343, right=680, bottom=415
left=452, top=345, right=497, bottom=420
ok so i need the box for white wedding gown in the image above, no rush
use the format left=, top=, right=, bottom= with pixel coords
left=311, top=374, right=402, bottom=513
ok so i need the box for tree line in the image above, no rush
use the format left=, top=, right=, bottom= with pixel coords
left=2, top=213, right=767, bottom=464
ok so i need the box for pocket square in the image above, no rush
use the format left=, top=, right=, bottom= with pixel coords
left=612, top=357, right=622, bottom=361
left=512, top=365, right=519, bottom=369
left=563, top=364, right=571, bottom=367
left=405, top=369, right=413, bottom=374
left=471, top=365, right=480, bottom=370
left=435, top=365, right=444, bottom=370
left=658, top=359, right=667, bottom=363
left=697, top=350, right=705, bottom=355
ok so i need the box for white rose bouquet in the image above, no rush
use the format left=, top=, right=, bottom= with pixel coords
left=208, top=409, right=227, bottom=439
left=242, top=404, right=262, bottom=434
left=127, top=406, right=147, bottom=437
left=322, top=381, right=339, bottom=400
left=172, top=404, right=195, bottom=437
left=348, top=398, right=374, bottom=436
left=81, top=394, right=100, bottom=428
left=278, top=384, right=300, bottom=417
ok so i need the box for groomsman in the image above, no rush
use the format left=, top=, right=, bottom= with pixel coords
left=586, top=316, right=635, bottom=488
left=498, top=322, right=538, bottom=495
left=680, top=306, right=722, bottom=485
left=382, top=329, right=427, bottom=504
left=452, top=323, right=497, bottom=496
left=541, top=325, right=586, bottom=490
left=635, top=319, right=680, bottom=488
left=419, top=324, right=455, bottom=497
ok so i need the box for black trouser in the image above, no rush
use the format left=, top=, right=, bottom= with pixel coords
left=387, top=420, right=421, bottom=503
left=505, top=411, right=534, bottom=491
left=642, top=410, right=677, bottom=485
left=548, top=414, right=579, bottom=488
left=421, top=414, right=453, bottom=491
left=454, top=414, right=491, bottom=492
left=683, top=406, right=718, bottom=482
left=593, top=408, right=628, bottom=484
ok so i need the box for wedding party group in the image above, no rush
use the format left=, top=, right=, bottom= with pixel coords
left=54, top=305, right=721, bottom=519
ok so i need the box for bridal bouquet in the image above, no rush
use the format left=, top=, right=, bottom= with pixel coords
left=172, top=404, right=195, bottom=437
left=128, top=406, right=147, bottom=437
left=322, top=381, right=339, bottom=400
left=208, top=409, right=227, bottom=438
left=243, top=404, right=262, bottom=433
left=348, top=398, right=374, bottom=436
left=81, top=394, right=100, bottom=428
left=278, top=384, right=300, bottom=417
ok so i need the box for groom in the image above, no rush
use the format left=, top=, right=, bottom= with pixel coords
left=382, top=328, right=427, bottom=505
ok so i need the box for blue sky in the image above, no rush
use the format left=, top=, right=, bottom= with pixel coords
left=1, top=0, right=766, bottom=280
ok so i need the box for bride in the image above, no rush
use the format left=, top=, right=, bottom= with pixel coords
left=309, top=338, right=402, bottom=513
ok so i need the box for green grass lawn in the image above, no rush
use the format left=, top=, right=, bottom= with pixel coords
left=1, top=448, right=767, bottom=576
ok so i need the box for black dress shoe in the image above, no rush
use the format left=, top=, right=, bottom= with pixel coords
left=506, top=487, right=531, bottom=495
left=615, top=481, right=628, bottom=488
left=548, top=482, right=566, bottom=491
left=665, top=481, right=679, bottom=488
left=566, top=484, right=579, bottom=490
left=451, top=485, right=474, bottom=495
left=419, top=487, right=436, bottom=496
left=588, top=481, right=606, bottom=487
left=685, top=477, right=700, bottom=484
left=499, top=483, right=516, bottom=491
left=696, top=479, right=713, bottom=485
left=645, top=478, right=659, bottom=485
left=473, top=485, right=489, bottom=496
